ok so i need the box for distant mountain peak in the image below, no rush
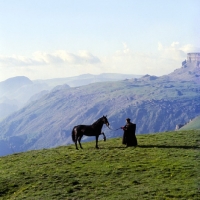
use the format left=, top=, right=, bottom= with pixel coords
left=140, top=74, right=158, bottom=81
left=1, top=76, right=32, bottom=86
left=0, top=76, right=33, bottom=94
left=163, top=53, right=200, bottom=82
left=3, top=76, right=31, bottom=82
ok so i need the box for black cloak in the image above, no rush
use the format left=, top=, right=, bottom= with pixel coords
left=122, top=122, right=137, bottom=146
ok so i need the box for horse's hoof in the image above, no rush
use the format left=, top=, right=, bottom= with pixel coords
left=96, top=146, right=99, bottom=149
left=76, top=148, right=79, bottom=150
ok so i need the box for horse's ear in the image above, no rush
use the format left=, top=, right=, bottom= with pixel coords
left=105, top=115, right=107, bottom=117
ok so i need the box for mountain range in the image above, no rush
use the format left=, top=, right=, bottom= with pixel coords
left=0, top=73, right=140, bottom=120
left=0, top=62, right=199, bottom=156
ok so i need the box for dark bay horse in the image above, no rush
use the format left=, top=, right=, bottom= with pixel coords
left=71, top=115, right=109, bottom=150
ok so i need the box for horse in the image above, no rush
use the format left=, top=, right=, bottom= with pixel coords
left=71, top=115, right=109, bottom=150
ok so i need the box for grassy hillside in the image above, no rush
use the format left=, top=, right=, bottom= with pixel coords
left=0, top=130, right=199, bottom=200
left=180, top=116, right=200, bottom=130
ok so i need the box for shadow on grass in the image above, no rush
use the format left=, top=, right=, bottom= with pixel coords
left=107, top=146, right=126, bottom=149
left=137, top=145, right=200, bottom=149
left=70, top=145, right=199, bottom=150
left=106, top=146, right=137, bottom=150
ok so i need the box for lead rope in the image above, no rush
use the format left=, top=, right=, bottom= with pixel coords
left=106, top=125, right=121, bottom=131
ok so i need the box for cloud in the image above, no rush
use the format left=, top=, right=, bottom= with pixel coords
left=101, top=42, right=200, bottom=76
left=0, top=42, right=199, bottom=81
left=33, top=50, right=101, bottom=65
left=0, top=55, right=42, bottom=66
left=0, top=51, right=102, bottom=81
left=157, top=42, right=200, bottom=61
left=179, top=44, right=200, bottom=53
left=157, top=42, right=186, bottom=61
left=0, top=51, right=101, bottom=67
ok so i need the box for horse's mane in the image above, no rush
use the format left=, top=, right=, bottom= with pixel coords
left=92, top=117, right=104, bottom=126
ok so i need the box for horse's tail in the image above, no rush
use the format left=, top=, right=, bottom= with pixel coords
left=71, top=127, right=76, bottom=143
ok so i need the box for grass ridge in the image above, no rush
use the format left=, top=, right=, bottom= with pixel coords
left=0, top=130, right=200, bottom=199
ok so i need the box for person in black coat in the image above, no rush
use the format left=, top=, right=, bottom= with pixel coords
left=121, top=118, right=137, bottom=147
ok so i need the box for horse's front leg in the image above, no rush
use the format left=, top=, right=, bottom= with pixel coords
left=95, top=135, right=99, bottom=149
left=102, top=132, right=106, bottom=141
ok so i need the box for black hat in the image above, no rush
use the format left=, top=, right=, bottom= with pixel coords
left=126, top=118, right=131, bottom=121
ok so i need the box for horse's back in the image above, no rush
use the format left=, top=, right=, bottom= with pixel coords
left=74, top=124, right=90, bottom=130
left=75, top=124, right=97, bottom=136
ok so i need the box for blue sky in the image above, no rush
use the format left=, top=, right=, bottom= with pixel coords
left=0, top=0, right=199, bottom=81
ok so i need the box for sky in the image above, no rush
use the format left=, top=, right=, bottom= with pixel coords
left=0, top=0, right=200, bottom=81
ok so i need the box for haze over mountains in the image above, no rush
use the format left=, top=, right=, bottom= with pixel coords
left=0, top=58, right=200, bottom=156
left=0, top=73, right=140, bottom=120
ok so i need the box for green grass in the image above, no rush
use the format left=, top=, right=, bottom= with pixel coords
left=0, top=130, right=199, bottom=200
left=180, top=116, right=200, bottom=130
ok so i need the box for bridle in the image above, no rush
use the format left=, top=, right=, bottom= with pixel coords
left=102, top=116, right=121, bottom=131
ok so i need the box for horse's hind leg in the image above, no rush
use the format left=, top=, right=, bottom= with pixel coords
left=73, top=128, right=79, bottom=150
left=78, top=135, right=83, bottom=149
left=75, top=137, right=79, bottom=150
left=75, top=141, right=79, bottom=150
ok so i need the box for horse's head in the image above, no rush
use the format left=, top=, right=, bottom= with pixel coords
left=102, top=115, right=109, bottom=127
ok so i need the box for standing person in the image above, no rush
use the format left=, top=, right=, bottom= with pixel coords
left=121, top=118, right=137, bottom=147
